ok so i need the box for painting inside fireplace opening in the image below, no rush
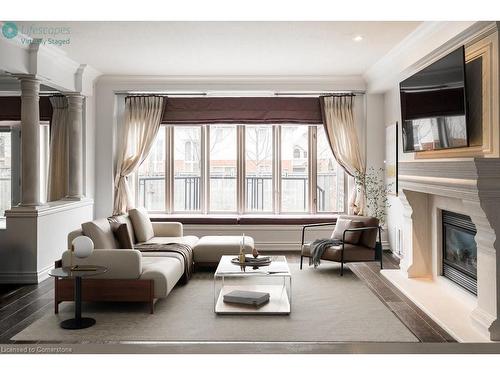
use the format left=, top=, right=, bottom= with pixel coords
left=444, top=225, right=477, bottom=277
left=442, top=210, right=478, bottom=295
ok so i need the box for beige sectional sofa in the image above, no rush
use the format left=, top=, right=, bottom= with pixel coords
left=55, top=212, right=254, bottom=313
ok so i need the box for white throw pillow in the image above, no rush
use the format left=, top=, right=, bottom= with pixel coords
left=128, top=207, right=154, bottom=242
left=81, top=218, right=118, bottom=249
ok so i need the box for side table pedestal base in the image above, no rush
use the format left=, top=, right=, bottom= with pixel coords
left=60, top=317, right=96, bottom=330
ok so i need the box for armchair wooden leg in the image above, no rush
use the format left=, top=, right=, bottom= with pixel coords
left=300, top=255, right=303, bottom=270
left=340, top=262, right=344, bottom=276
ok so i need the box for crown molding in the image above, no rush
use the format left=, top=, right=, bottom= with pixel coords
left=363, top=21, right=495, bottom=93
left=96, top=74, right=366, bottom=92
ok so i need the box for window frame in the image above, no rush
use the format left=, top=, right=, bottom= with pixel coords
left=136, top=123, right=347, bottom=215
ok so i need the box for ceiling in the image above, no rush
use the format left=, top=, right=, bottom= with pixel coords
left=15, top=21, right=421, bottom=76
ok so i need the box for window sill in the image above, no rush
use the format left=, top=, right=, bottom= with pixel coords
left=149, top=214, right=339, bottom=225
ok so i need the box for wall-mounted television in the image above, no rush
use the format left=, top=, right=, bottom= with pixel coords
left=400, top=47, right=468, bottom=153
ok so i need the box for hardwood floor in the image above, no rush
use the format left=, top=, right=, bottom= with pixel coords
left=0, top=252, right=455, bottom=344
left=349, top=252, right=455, bottom=343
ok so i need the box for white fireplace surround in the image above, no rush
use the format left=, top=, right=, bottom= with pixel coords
left=381, top=158, right=500, bottom=342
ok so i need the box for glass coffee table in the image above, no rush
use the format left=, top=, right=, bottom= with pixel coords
left=214, top=255, right=291, bottom=315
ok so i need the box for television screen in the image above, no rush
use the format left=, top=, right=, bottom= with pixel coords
left=400, top=47, right=468, bottom=153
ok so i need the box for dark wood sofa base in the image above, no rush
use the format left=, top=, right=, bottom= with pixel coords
left=54, top=257, right=156, bottom=316
left=54, top=278, right=155, bottom=314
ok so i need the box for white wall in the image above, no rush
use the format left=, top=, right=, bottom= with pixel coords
left=365, top=94, right=386, bottom=170
left=383, top=87, right=405, bottom=255
left=0, top=200, right=93, bottom=283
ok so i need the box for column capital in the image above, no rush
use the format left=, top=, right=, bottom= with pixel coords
left=66, top=94, right=84, bottom=111
left=17, top=75, right=40, bottom=99
left=13, top=74, right=39, bottom=82
left=64, top=92, right=85, bottom=98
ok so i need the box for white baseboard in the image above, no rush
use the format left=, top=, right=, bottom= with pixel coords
left=0, top=264, right=52, bottom=284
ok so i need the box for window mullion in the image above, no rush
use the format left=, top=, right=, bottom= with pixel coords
left=273, top=125, right=281, bottom=214
left=237, top=125, right=245, bottom=215
left=309, top=126, right=317, bottom=214
left=202, top=125, right=209, bottom=214
left=166, top=125, right=174, bottom=213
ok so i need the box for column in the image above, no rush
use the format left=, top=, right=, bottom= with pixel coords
left=66, top=94, right=84, bottom=199
left=19, top=76, right=42, bottom=206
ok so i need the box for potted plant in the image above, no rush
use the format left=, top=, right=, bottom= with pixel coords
left=354, top=167, right=393, bottom=258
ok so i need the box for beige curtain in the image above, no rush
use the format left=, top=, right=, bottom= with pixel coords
left=321, top=95, right=366, bottom=215
left=113, top=96, right=164, bottom=215
left=47, top=96, right=68, bottom=201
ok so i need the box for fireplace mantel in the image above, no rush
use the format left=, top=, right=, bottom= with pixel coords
left=382, top=158, right=500, bottom=341
left=399, top=158, right=500, bottom=201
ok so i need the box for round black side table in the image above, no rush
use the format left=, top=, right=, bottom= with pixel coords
left=49, top=266, right=107, bottom=330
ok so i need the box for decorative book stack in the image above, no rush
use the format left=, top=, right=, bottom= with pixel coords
left=223, top=290, right=270, bottom=307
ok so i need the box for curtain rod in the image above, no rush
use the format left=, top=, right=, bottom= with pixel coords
left=117, top=91, right=364, bottom=97
left=274, top=91, right=364, bottom=96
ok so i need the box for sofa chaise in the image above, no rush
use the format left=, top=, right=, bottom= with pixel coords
left=54, top=210, right=254, bottom=313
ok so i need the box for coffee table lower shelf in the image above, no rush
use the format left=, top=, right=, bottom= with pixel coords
left=215, top=285, right=291, bottom=315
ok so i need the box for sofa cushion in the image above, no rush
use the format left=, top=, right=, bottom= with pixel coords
left=331, top=218, right=363, bottom=244
left=338, top=215, right=379, bottom=248
left=301, top=242, right=375, bottom=262
left=108, top=214, right=137, bottom=244
left=129, top=207, right=154, bottom=242
left=111, top=222, right=135, bottom=249
left=140, top=256, right=184, bottom=297
left=81, top=218, right=118, bottom=249
left=193, top=235, right=254, bottom=263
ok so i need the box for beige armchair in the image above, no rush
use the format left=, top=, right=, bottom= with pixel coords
left=300, top=215, right=382, bottom=275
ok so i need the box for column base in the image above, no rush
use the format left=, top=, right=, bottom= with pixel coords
left=17, top=202, right=49, bottom=209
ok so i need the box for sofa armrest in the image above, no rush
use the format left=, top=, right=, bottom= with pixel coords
left=61, top=249, right=142, bottom=279
left=152, top=222, right=183, bottom=237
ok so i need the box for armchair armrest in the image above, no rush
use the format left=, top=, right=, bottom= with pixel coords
left=301, top=222, right=336, bottom=247
left=341, top=226, right=381, bottom=248
left=61, top=249, right=142, bottom=279
left=152, top=222, right=183, bottom=237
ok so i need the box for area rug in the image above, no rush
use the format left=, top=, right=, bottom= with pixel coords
left=14, top=262, right=418, bottom=342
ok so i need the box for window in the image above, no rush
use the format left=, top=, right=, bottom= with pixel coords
left=174, top=126, right=201, bottom=212
left=0, top=130, right=12, bottom=218
left=245, top=125, right=273, bottom=212
left=137, top=126, right=166, bottom=211
left=0, top=121, right=50, bottom=221
left=281, top=126, right=308, bottom=212
left=136, top=124, right=346, bottom=215
left=317, top=125, right=344, bottom=212
left=209, top=125, right=237, bottom=212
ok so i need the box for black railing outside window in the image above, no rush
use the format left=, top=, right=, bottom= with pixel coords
left=138, top=173, right=336, bottom=212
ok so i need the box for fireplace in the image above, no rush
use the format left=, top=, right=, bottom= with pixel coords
left=442, top=210, right=477, bottom=295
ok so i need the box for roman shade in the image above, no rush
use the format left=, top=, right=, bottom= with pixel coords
left=0, top=96, right=53, bottom=121
left=160, top=97, right=322, bottom=124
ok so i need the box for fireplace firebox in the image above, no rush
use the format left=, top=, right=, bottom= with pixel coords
left=442, top=210, right=477, bottom=295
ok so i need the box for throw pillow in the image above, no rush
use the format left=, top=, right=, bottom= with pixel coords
left=110, top=222, right=134, bottom=249
left=81, top=218, right=119, bottom=249
left=128, top=207, right=155, bottom=242
left=108, top=214, right=137, bottom=244
left=331, top=218, right=364, bottom=244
